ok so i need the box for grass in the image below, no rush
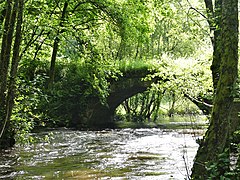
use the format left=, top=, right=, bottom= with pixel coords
left=116, top=58, right=158, bottom=76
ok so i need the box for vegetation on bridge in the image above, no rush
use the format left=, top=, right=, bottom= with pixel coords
left=0, top=0, right=239, bottom=178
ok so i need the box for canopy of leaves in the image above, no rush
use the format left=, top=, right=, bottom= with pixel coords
left=0, top=0, right=214, bottom=140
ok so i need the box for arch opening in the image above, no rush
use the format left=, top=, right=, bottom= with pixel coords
left=114, top=88, right=208, bottom=126
left=78, top=74, right=210, bottom=129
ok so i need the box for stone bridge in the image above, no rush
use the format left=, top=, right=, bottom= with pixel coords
left=69, top=69, right=240, bottom=129
left=77, top=71, right=158, bottom=129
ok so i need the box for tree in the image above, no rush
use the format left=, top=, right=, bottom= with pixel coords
left=202, top=0, right=222, bottom=92
left=191, top=0, right=238, bottom=178
left=0, top=0, right=213, bottom=147
left=48, top=1, right=68, bottom=88
left=0, top=0, right=24, bottom=148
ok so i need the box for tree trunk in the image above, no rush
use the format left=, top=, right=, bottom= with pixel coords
left=0, top=3, right=6, bottom=30
left=48, top=2, right=68, bottom=88
left=0, top=0, right=15, bottom=147
left=191, top=0, right=238, bottom=178
left=204, top=0, right=222, bottom=92
left=210, top=0, right=222, bottom=92
left=0, top=0, right=14, bottom=108
left=0, top=0, right=24, bottom=149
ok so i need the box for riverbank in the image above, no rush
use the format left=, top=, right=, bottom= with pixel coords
left=115, top=115, right=208, bottom=130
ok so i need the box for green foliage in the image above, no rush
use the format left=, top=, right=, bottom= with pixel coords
left=42, top=56, right=120, bottom=127
left=206, top=149, right=239, bottom=179
left=232, top=130, right=240, bottom=145
left=11, top=74, right=48, bottom=144
left=206, top=128, right=240, bottom=179
left=0, top=0, right=215, bottom=145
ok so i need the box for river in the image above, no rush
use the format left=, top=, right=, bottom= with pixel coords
left=0, top=127, right=204, bottom=179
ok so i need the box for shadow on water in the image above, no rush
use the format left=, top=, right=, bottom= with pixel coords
left=0, top=116, right=206, bottom=180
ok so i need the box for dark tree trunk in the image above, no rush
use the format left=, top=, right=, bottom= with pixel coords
left=48, top=35, right=60, bottom=87
left=0, top=0, right=14, bottom=108
left=0, top=3, right=6, bottom=29
left=191, top=0, right=238, bottom=178
left=0, top=0, right=24, bottom=149
left=48, top=2, right=68, bottom=88
left=204, top=0, right=222, bottom=92
left=210, top=0, right=222, bottom=92
left=0, top=0, right=15, bottom=146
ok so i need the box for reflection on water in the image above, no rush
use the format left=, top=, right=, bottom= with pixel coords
left=0, top=128, right=204, bottom=180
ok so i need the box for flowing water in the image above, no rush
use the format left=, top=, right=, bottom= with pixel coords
left=0, top=127, right=204, bottom=180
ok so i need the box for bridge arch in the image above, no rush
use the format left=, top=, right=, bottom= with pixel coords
left=70, top=72, right=213, bottom=129
left=81, top=73, right=156, bottom=128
